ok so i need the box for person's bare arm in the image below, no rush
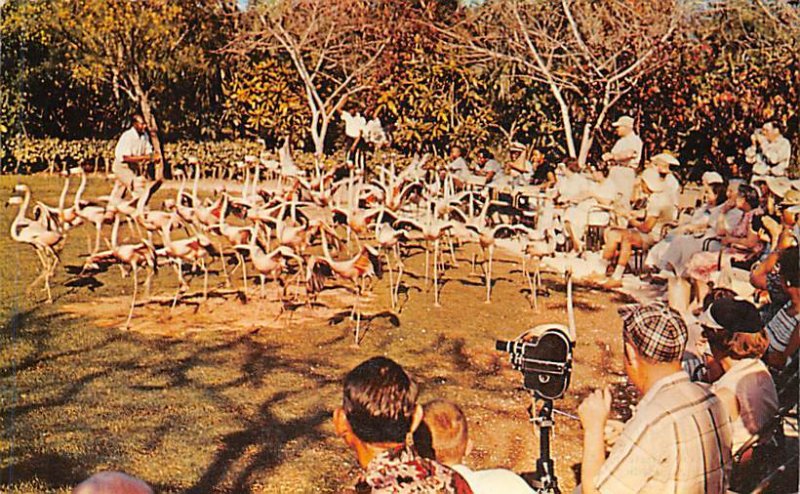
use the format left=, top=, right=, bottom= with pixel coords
left=628, top=215, right=657, bottom=234
left=579, top=388, right=612, bottom=494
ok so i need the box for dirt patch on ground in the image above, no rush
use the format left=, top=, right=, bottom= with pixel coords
left=51, top=243, right=630, bottom=493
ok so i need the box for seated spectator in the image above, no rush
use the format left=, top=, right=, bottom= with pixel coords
left=474, top=149, right=504, bottom=184
left=415, top=399, right=533, bottom=494
left=699, top=299, right=779, bottom=454
left=749, top=191, right=800, bottom=323
left=557, top=158, right=595, bottom=251
left=506, top=142, right=533, bottom=185
left=73, top=472, right=152, bottom=494
left=333, top=356, right=473, bottom=493
left=447, top=145, right=470, bottom=180
left=578, top=301, right=732, bottom=494
left=764, top=247, right=800, bottom=369
left=645, top=180, right=728, bottom=276
left=649, top=153, right=681, bottom=205
left=597, top=168, right=676, bottom=288
left=746, top=122, right=792, bottom=177
left=680, top=184, right=762, bottom=311
left=530, top=150, right=555, bottom=187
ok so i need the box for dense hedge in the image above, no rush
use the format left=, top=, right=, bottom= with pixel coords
left=0, top=136, right=430, bottom=176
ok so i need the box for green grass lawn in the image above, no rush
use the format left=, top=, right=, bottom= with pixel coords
left=0, top=174, right=629, bottom=493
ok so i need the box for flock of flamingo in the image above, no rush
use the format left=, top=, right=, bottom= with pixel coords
left=6, top=156, right=560, bottom=343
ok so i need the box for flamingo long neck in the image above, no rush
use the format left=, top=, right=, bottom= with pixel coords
left=58, top=175, right=70, bottom=212
left=252, top=164, right=260, bottom=196
left=74, top=171, right=87, bottom=210
left=9, top=195, right=29, bottom=241
left=176, top=173, right=186, bottom=205
left=220, top=194, right=228, bottom=228
left=192, top=164, right=200, bottom=204
left=320, top=226, right=332, bottom=260
left=566, top=271, right=576, bottom=341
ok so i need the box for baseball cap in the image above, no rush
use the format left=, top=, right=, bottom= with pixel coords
left=612, top=115, right=635, bottom=128
left=698, top=298, right=762, bottom=334
left=619, top=302, right=688, bottom=362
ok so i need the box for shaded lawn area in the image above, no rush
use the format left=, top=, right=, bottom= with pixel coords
left=0, top=174, right=629, bottom=493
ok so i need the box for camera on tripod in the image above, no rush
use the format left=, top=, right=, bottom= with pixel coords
left=496, top=323, right=573, bottom=401
left=494, top=271, right=576, bottom=494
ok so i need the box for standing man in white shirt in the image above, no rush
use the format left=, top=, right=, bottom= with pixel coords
left=600, top=115, right=643, bottom=206
left=113, top=114, right=160, bottom=197
left=747, top=121, right=792, bottom=177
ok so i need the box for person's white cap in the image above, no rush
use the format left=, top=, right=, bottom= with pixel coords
left=640, top=167, right=665, bottom=192
left=510, top=141, right=526, bottom=152
left=765, top=176, right=792, bottom=198
left=702, top=171, right=724, bottom=185
left=651, top=152, right=680, bottom=168
left=612, top=115, right=635, bottom=128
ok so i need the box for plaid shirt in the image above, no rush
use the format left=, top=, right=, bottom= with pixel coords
left=596, top=372, right=732, bottom=494
left=355, top=444, right=474, bottom=494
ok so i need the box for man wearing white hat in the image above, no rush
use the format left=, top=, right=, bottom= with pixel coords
left=599, top=168, right=676, bottom=288
left=599, top=115, right=643, bottom=207
left=746, top=122, right=792, bottom=176
left=650, top=153, right=681, bottom=205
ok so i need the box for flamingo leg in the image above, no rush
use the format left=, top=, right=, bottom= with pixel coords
left=125, top=264, right=138, bottom=329
left=424, top=241, right=430, bottom=288
left=485, top=246, right=493, bottom=303
left=202, top=260, right=209, bottom=301
left=447, top=233, right=458, bottom=267
left=434, top=239, right=441, bottom=307
left=533, top=259, right=541, bottom=312
left=171, top=262, right=184, bottom=309
left=523, top=257, right=535, bottom=308
left=241, top=254, right=248, bottom=300
left=385, top=251, right=395, bottom=309
left=217, top=242, right=231, bottom=288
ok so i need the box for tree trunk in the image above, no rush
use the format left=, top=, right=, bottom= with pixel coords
left=131, top=78, right=167, bottom=180
left=310, top=109, right=323, bottom=158
left=577, top=122, right=593, bottom=166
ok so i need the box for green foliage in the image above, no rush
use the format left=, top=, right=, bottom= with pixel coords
left=222, top=58, right=310, bottom=146
left=375, top=50, right=493, bottom=153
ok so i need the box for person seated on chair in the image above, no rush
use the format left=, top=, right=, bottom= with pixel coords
left=649, top=153, right=681, bottom=205
left=598, top=168, right=676, bottom=288
left=333, top=356, right=473, bottom=493
left=474, top=149, right=504, bottom=184
left=578, top=301, right=733, bottom=494
left=699, top=299, right=779, bottom=453
left=415, top=399, right=533, bottom=494
left=764, top=247, right=800, bottom=370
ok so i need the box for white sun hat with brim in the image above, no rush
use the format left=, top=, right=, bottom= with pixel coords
left=611, top=115, right=635, bottom=128
left=640, top=167, right=665, bottom=193
left=651, top=152, right=680, bottom=168
left=702, top=171, right=724, bottom=186
left=765, top=176, right=792, bottom=198
left=510, top=141, right=526, bottom=152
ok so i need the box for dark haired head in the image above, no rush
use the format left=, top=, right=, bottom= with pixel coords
left=710, top=182, right=728, bottom=207
left=477, top=149, right=493, bottom=160
left=342, top=356, right=419, bottom=444
left=738, top=184, right=760, bottom=210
